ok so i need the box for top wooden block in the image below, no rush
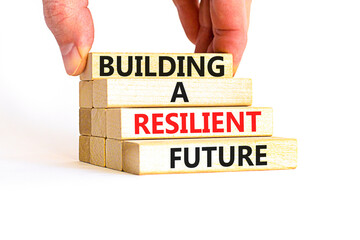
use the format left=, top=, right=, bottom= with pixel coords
left=80, top=53, right=233, bottom=80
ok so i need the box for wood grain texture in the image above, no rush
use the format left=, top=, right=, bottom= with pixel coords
left=80, top=53, right=233, bottom=80
left=79, top=135, right=91, bottom=163
left=79, top=81, right=93, bottom=108
left=90, top=137, right=106, bottom=167
left=106, top=139, right=122, bottom=171
left=106, top=107, right=273, bottom=140
left=91, top=109, right=106, bottom=137
left=93, top=78, right=252, bottom=108
left=79, top=108, right=91, bottom=136
left=122, top=137, right=297, bottom=175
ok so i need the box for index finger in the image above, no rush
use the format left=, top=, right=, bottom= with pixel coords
left=210, top=0, right=251, bottom=73
left=173, top=0, right=200, bottom=44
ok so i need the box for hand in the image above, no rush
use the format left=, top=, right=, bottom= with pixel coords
left=42, top=0, right=94, bottom=76
left=174, top=0, right=252, bottom=73
left=43, top=0, right=251, bottom=76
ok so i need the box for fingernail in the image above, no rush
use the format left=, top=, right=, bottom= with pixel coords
left=60, top=43, right=83, bottom=76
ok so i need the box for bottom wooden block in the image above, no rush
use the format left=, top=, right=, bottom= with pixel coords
left=80, top=136, right=296, bottom=175
left=79, top=136, right=122, bottom=170
left=90, top=137, right=106, bottom=167
left=106, top=138, right=122, bottom=171
left=79, top=135, right=106, bottom=167
left=79, top=136, right=91, bottom=163
left=122, top=137, right=297, bottom=175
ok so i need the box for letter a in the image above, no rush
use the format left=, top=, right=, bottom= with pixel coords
left=171, top=82, right=189, bottom=102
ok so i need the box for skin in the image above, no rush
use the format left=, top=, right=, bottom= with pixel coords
left=42, top=0, right=251, bottom=76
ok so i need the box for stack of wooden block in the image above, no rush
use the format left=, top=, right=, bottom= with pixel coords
left=79, top=53, right=297, bottom=175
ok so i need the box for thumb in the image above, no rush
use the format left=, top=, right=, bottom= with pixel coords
left=43, top=0, right=94, bottom=76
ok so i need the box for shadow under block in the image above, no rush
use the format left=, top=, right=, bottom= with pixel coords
left=92, top=78, right=252, bottom=108
left=122, top=137, right=297, bottom=175
left=106, top=139, right=122, bottom=171
left=90, top=137, right=106, bottom=167
left=80, top=53, right=233, bottom=80
left=79, top=81, right=93, bottom=108
left=79, top=136, right=91, bottom=163
left=79, top=108, right=91, bottom=136
left=106, top=107, right=273, bottom=140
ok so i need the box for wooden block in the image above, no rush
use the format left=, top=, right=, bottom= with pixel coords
left=80, top=53, right=233, bottom=80
left=106, top=139, right=122, bottom=171
left=79, top=135, right=90, bottom=163
left=106, top=107, right=273, bottom=140
left=79, top=108, right=91, bottom=136
left=90, top=137, right=106, bottom=167
left=91, top=109, right=106, bottom=137
left=79, top=108, right=106, bottom=137
left=122, top=137, right=297, bottom=175
left=93, top=78, right=252, bottom=108
left=79, top=81, right=93, bottom=108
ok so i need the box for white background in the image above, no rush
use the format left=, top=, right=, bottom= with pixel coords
left=1, top=0, right=359, bottom=239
